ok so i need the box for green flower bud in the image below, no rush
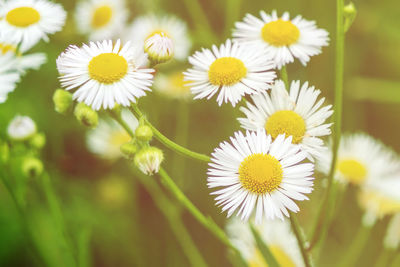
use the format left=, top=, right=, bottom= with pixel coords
left=134, top=146, right=164, bottom=175
left=53, top=89, right=73, bottom=114
left=135, top=125, right=153, bottom=142
left=344, top=2, right=357, bottom=32
left=74, top=103, right=99, bottom=128
left=120, top=142, right=138, bottom=158
left=29, top=132, right=46, bottom=150
left=22, top=157, right=43, bottom=178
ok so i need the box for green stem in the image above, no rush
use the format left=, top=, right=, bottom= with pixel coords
left=135, top=170, right=208, bottom=267
left=280, top=66, right=289, bottom=88
left=130, top=104, right=211, bottom=162
left=339, top=224, right=372, bottom=267
left=375, top=249, right=394, bottom=267
left=224, top=0, right=242, bottom=37
left=158, top=167, right=248, bottom=267
left=289, top=213, right=313, bottom=267
left=308, top=0, right=345, bottom=250
left=250, top=224, right=280, bottom=267
left=77, top=227, right=92, bottom=267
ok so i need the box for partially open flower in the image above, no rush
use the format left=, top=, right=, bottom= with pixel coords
left=134, top=146, right=164, bottom=175
left=144, top=31, right=174, bottom=65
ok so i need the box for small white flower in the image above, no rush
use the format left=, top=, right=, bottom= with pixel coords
left=7, top=115, right=37, bottom=141
left=125, top=14, right=190, bottom=61
left=184, top=39, right=276, bottom=106
left=56, top=39, right=154, bottom=110
left=0, top=0, right=66, bottom=51
left=239, top=80, right=333, bottom=161
left=227, top=218, right=304, bottom=266
left=153, top=70, right=191, bottom=100
left=318, top=133, right=400, bottom=186
left=0, top=53, right=20, bottom=103
left=86, top=109, right=138, bottom=159
left=233, top=10, right=329, bottom=69
left=75, top=0, right=128, bottom=41
left=208, top=130, right=314, bottom=222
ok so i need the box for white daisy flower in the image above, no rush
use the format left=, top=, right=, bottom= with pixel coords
left=0, top=53, right=20, bottom=103
left=56, top=39, right=154, bottom=110
left=75, top=0, right=128, bottom=41
left=86, top=109, right=137, bottom=159
left=233, top=10, right=329, bottom=69
left=7, top=115, right=37, bottom=141
left=153, top=71, right=191, bottom=100
left=184, top=39, right=276, bottom=106
left=208, top=130, right=314, bottom=222
left=227, top=218, right=304, bottom=267
left=358, top=177, right=400, bottom=227
left=0, top=0, right=66, bottom=52
left=238, top=80, right=333, bottom=161
left=317, top=133, right=400, bottom=186
left=384, top=213, right=400, bottom=250
left=125, top=14, right=190, bottom=62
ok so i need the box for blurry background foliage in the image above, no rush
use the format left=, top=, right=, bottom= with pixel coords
left=0, top=0, right=400, bottom=266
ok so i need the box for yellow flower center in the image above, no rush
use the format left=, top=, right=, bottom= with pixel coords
left=6, top=7, right=41, bottom=27
left=208, top=57, right=247, bottom=86
left=146, top=30, right=170, bottom=41
left=170, top=73, right=190, bottom=93
left=91, top=5, right=113, bottom=29
left=238, top=153, right=283, bottom=194
left=250, top=246, right=295, bottom=267
left=88, top=53, right=128, bottom=84
left=359, top=190, right=400, bottom=217
left=265, top=110, right=306, bottom=144
left=109, top=130, right=131, bottom=147
left=337, top=159, right=367, bottom=185
left=261, top=19, right=300, bottom=47
left=0, top=43, right=18, bottom=55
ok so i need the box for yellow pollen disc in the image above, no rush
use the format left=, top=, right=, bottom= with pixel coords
left=170, top=73, right=190, bottom=93
left=265, top=110, right=306, bottom=144
left=337, top=159, right=367, bottom=185
left=359, top=191, right=400, bottom=217
left=91, top=5, right=113, bottom=29
left=0, top=43, right=18, bottom=55
left=261, top=19, right=300, bottom=47
left=238, top=153, right=283, bottom=194
left=208, top=57, right=247, bottom=86
left=6, top=7, right=41, bottom=27
left=146, top=30, right=170, bottom=40
left=88, top=53, right=128, bottom=84
left=250, top=247, right=295, bottom=267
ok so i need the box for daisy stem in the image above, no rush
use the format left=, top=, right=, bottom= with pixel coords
left=339, top=223, right=372, bottom=267
left=158, top=167, right=248, bottom=267
left=308, top=0, right=345, bottom=250
left=280, top=66, right=289, bottom=88
left=249, top=224, right=280, bottom=267
left=135, top=170, right=208, bottom=267
left=129, top=104, right=211, bottom=162
left=173, top=101, right=190, bottom=186
left=289, top=212, right=313, bottom=267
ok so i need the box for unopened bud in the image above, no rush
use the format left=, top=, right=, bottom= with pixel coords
left=53, top=89, right=73, bottom=114
left=120, top=142, right=138, bottom=158
left=144, top=31, right=174, bottom=65
left=74, top=103, right=98, bottom=128
left=134, top=146, right=164, bottom=175
left=22, top=157, right=43, bottom=178
left=7, top=115, right=37, bottom=141
left=135, top=125, right=153, bottom=142
left=344, top=2, right=357, bottom=33
left=29, top=132, right=46, bottom=149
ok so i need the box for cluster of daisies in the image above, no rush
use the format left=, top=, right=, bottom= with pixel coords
left=0, top=0, right=66, bottom=102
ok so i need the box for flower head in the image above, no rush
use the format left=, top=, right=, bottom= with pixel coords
left=184, top=39, right=276, bottom=106
left=233, top=10, right=329, bottom=69
left=134, top=146, right=164, bottom=175
left=7, top=115, right=37, bottom=141
left=144, top=31, right=174, bottom=64
left=208, top=130, right=314, bottom=222
left=57, top=40, right=154, bottom=110
left=153, top=71, right=192, bottom=100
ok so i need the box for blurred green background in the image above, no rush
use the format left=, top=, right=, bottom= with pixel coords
left=1, top=0, right=400, bottom=266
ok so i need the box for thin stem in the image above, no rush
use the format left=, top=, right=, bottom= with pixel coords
left=158, top=167, right=248, bottom=267
left=280, top=66, right=289, bottom=88
left=135, top=170, right=208, bottom=267
left=173, top=101, right=190, bottom=186
left=289, top=213, right=313, bottom=267
left=250, top=224, right=280, bottom=267
left=339, top=224, right=372, bottom=267
left=130, top=104, right=211, bottom=162
left=77, top=227, right=92, bottom=267
left=308, top=0, right=345, bottom=250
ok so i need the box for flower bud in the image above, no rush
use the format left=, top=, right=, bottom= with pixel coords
left=135, top=125, right=153, bottom=142
left=134, top=146, right=164, bottom=175
left=344, top=2, right=357, bottom=32
left=29, top=132, right=46, bottom=150
left=144, top=31, right=174, bottom=65
left=53, top=89, right=73, bottom=114
left=74, top=103, right=98, bottom=128
left=7, top=115, right=37, bottom=141
left=22, top=157, right=43, bottom=178
left=120, top=142, right=138, bottom=158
